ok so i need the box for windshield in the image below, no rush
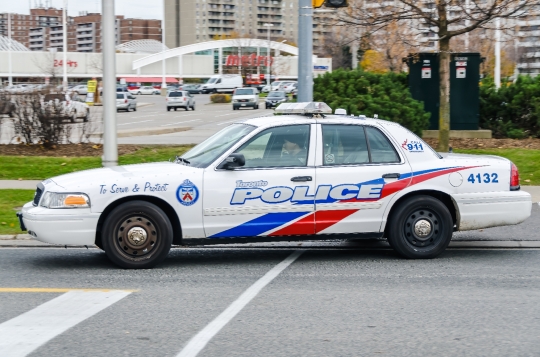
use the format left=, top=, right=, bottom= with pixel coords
left=181, top=124, right=256, bottom=168
left=234, top=89, right=253, bottom=95
left=268, top=91, right=285, bottom=97
left=207, top=78, right=217, bottom=84
left=271, top=81, right=281, bottom=86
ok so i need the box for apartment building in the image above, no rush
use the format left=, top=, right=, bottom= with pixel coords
left=1, top=7, right=161, bottom=53
left=164, top=0, right=299, bottom=48
left=516, top=6, right=540, bottom=75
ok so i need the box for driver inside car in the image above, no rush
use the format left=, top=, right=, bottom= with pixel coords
left=281, top=132, right=307, bottom=166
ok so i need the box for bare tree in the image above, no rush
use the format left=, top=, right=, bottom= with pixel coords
left=336, top=0, right=533, bottom=151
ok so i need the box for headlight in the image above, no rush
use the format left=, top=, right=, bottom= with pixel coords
left=233, top=99, right=239, bottom=103
left=40, top=192, right=91, bottom=209
left=249, top=98, right=256, bottom=102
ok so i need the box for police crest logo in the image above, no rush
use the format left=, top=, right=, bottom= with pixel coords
left=176, top=180, right=199, bottom=206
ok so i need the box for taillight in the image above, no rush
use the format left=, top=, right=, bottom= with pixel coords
left=183, top=97, right=186, bottom=101
left=124, top=99, right=128, bottom=103
left=510, top=162, right=520, bottom=191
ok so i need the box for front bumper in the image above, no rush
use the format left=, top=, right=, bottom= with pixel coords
left=20, top=202, right=99, bottom=245
left=233, top=101, right=256, bottom=108
left=266, top=100, right=285, bottom=108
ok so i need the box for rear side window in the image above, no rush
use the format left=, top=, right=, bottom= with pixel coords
left=321, top=125, right=400, bottom=165
left=365, top=127, right=400, bottom=163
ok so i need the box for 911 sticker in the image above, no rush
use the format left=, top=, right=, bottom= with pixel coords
left=402, top=139, right=424, bottom=152
left=467, top=173, right=499, bottom=184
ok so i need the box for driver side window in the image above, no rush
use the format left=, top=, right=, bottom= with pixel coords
left=235, top=125, right=310, bottom=168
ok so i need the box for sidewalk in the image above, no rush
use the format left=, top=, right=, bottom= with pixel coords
left=2, top=180, right=540, bottom=202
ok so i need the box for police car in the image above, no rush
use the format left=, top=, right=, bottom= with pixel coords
left=18, top=102, right=532, bottom=269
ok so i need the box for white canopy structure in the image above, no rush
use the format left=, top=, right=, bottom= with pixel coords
left=132, top=38, right=299, bottom=74
left=0, top=36, right=30, bottom=52
left=116, top=39, right=169, bottom=54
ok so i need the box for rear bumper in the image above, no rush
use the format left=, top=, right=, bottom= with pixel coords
left=167, top=101, right=188, bottom=107
left=20, top=202, right=98, bottom=245
left=454, top=191, right=532, bottom=231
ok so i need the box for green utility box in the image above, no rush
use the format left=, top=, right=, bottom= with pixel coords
left=406, top=53, right=482, bottom=130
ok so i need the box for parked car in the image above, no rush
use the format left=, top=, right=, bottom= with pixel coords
left=42, top=93, right=90, bottom=122
left=69, top=85, right=88, bottom=95
left=291, top=87, right=297, bottom=100
left=166, top=90, right=195, bottom=111
left=261, top=85, right=271, bottom=93
left=201, top=75, right=243, bottom=94
left=116, top=92, right=137, bottom=112
left=130, top=86, right=160, bottom=95
left=282, top=82, right=297, bottom=94
left=270, top=81, right=285, bottom=91
left=100, top=86, right=129, bottom=96
left=182, top=84, right=203, bottom=94
left=265, top=91, right=288, bottom=109
left=232, top=88, right=259, bottom=110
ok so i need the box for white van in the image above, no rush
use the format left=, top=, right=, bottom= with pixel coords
left=201, top=75, right=243, bottom=94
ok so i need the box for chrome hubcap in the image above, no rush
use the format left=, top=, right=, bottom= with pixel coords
left=127, top=227, right=147, bottom=246
left=414, top=219, right=432, bottom=238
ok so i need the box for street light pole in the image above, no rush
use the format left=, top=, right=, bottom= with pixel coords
left=298, top=0, right=313, bottom=102
left=102, top=0, right=118, bottom=167
left=62, top=0, right=68, bottom=91
left=161, top=1, right=167, bottom=94
left=264, top=23, right=273, bottom=86
left=495, top=17, right=501, bottom=89
left=7, top=12, right=12, bottom=86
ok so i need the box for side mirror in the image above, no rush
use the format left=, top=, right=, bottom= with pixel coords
left=219, top=153, right=245, bottom=170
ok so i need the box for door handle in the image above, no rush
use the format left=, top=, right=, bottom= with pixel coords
left=382, top=173, right=400, bottom=179
left=291, top=176, right=312, bottom=182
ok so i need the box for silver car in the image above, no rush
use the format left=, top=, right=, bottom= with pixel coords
left=166, top=90, right=195, bottom=111
left=116, top=93, right=137, bottom=112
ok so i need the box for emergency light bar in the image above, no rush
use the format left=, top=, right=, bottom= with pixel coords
left=275, top=102, right=333, bottom=115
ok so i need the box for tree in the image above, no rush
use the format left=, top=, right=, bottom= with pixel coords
left=336, top=0, right=534, bottom=151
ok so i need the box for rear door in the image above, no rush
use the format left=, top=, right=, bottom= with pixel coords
left=314, top=123, right=412, bottom=235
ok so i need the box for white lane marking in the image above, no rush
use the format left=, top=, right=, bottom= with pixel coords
left=118, top=120, right=154, bottom=126
left=0, top=290, right=131, bottom=357
left=214, top=113, right=235, bottom=118
left=176, top=250, right=304, bottom=357
left=160, top=119, right=201, bottom=127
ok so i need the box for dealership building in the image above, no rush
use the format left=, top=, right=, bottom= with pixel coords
left=0, top=37, right=332, bottom=84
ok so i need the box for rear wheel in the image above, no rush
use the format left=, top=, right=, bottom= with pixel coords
left=167, top=107, right=171, bottom=111
left=101, top=201, right=173, bottom=269
left=184, top=106, right=189, bottom=111
left=387, top=195, right=453, bottom=259
left=192, top=103, right=196, bottom=111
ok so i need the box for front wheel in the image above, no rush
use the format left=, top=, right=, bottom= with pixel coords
left=387, top=195, right=453, bottom=259
left=102, top=201, right=173, bottom=269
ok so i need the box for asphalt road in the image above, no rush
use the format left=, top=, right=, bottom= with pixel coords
left=115, top=94, right=274, bottom=145
left=2, top=233, right=540, bottom=356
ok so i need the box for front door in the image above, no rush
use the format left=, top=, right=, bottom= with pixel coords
left=315, top=124, right=412, bottom=235
left=203, top=124, right=316, bottom=239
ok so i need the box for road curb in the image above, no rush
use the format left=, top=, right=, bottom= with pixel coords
left=117, top=126, right=191, bottom=138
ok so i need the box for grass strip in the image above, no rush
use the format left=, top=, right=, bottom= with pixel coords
left=456, top=148, right=540, bottom=185
left=0, top=190, right=34, bottom=235
left=0, top=146, right=193, bottom=180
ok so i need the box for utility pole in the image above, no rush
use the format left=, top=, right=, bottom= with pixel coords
left=264, top=23, right=273, bottom=86
left=161, top=0, right=167, bottom=95
left=102, top=0, right=118, bottom=167
left=7, top=13, right=12, bottom=86
left=495, top=17, right=501, bottom=89
left=298, top=0, right=313, bottom=102
left=62, top=0, right=68, bottom=91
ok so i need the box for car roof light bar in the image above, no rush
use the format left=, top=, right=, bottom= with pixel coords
left=275, top=102, right=333, bottom=115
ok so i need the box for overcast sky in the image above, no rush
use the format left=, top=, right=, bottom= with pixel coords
left=3, top=0, right=163, bottom=20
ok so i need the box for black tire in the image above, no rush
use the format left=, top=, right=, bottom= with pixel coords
left=174, top=107, right=177, bottom=111
left=192, top=104, right=196, bottom=111
left=387, top=195, right=453, bottom=259
left=101, top=201, right=173, bottom=269
left=133, top=107, right=137, bottom=111
left=167, top=107, right=171, bottom=111
left=184, top=106, right=188, bottom=111
left=137, top=91, right=141, bottom=95
left=254, top=104, right=259, bottom=110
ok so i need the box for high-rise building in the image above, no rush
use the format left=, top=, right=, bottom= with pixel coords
left=0, top=7, right=161, bottom=53
left=163, top=0, right=299, bottom=48
left=516, top=6, right=540, bottom=75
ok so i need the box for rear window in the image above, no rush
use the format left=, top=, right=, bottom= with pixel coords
left=168, top=91, right=185, bottom=97
left=116, top=94, right=124, bottom=99
left=44, top=94, right=64, bottom=101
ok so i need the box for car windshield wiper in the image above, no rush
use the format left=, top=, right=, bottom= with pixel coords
left=173, top=156, right=191, bottom=165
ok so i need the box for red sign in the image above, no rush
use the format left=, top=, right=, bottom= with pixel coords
left=53, top=60, right=78, bottom=68
left=225, top=55, right=274, bottom=67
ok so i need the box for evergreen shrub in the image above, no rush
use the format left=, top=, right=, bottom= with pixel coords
left=480, top=76, right=540, bottom=138
left=313, top=69, right=430, bottom=136
left=210, top=94, right=231, bottom=103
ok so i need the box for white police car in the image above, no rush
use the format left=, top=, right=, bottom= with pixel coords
left=18, top=102, right=532, bottom=268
